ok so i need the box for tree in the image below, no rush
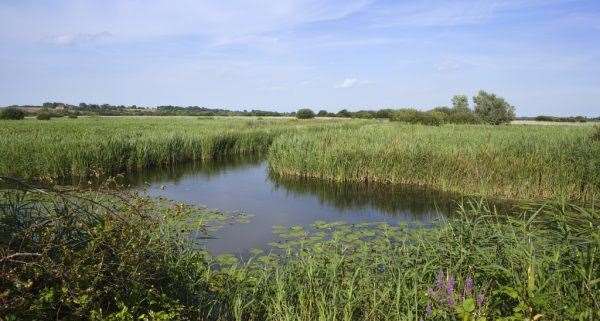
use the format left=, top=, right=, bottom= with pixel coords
left=473, top=90, right=515, bottom=125
left=317, top=110, right=329, bottom=117
left=296, top=108, right=315, bottom=119
left=0, top=107, right=26, bottom=120
left=337, top=109, right=351, bottom=118
left=451, top=95, right=469, bottom=112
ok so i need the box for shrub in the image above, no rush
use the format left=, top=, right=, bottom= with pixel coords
left=0, top=185, right=212, bottom=320
left=473, top=90, right=516, bottom=125
left=68, top=114, right=78, bottom=119
left=445, top=111, right=482, bottom=124
left=451, top=94, right=470, bottom=112
left=317, top=110, right=329, bottom=117
left=391, top=109, right=445, bottom=126
left=0, top=107, right=26, bottom=120
left=296, top=108, right=316, bottom=119
left=36, top=113, right=52, bottom=120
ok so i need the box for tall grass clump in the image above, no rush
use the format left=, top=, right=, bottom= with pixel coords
left=268, top=123, right=600, bottom=203
left=0, top=180, right=215, bottom=320
left=0, top=116, right=355, bottom=181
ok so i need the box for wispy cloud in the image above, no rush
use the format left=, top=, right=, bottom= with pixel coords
left=335, top=78, right=372, bottom=89
left=44, top=31, right=113, bottom=46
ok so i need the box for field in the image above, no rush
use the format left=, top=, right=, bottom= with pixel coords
left=269, top=123, right=600, bottom=203
left=1, top=116, right=599, bottom=320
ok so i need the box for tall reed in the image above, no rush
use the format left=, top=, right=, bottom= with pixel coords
left=268, top=123, right=600, bottom=203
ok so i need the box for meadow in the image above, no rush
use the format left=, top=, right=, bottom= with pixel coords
left=269, top=123, right=600, bottom=203
left=0, top=116, right=356, bottom=181
left=1, top=116, right=599, bottom=320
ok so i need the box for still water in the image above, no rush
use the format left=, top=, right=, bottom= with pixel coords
left=131, top=159, right=456, bottom=255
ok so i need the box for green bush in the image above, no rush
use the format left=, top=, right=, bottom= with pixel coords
left=0, top=107, right=26, bottom=120
left=296, top=108, right=316, bottom=119
left=445, top=110, right=482, bottom=124
left=68, top=114, right=78, bottom=119
left=36, top=113, right=52, bottom=120
left=473, top=90, right=515, bottom=125
left=0, top=185, right=212, bottom=320
left=391, top=109, right=445, bottom=126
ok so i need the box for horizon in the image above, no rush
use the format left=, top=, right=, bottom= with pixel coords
left=1, top=1, right=599, bottom=116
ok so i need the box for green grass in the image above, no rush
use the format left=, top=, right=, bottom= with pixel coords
left=268, top=123, right=600, bottom=203
left=0, top=116, right=354, bottom=181
left=2, top=185, right=598, bottom=320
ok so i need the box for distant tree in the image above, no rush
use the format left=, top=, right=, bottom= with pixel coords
left=0, top=107, right=26, bottom=120
left=337, top=109, right=351, bottom=118
left=375, top=109, right=393, bottom=119
left=296, top=108, right=316, bottom=119
left=317, top=110, right=329, bottom=117
left=473, top=90, right=515, bottom=125
left=451, top=95, right=470, bottom=112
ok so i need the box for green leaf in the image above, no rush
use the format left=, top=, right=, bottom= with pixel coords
left=463, top=298, right=476, bottom=313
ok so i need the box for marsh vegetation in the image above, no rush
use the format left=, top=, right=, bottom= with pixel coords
left=1, top=116, right=599, bottom=320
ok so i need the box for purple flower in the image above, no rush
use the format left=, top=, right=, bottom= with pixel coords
left=446, top=275, right=455, bottom=295
left=476, top=293, right=485, bottom=307
left=464, top=276, right=474, bottom=296
left=447, top=296, right=455, bottom=306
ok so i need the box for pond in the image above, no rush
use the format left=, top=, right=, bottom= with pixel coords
left=129, top=158, right=458, bottom=255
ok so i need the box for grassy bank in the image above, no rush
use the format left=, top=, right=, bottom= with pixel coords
left=2, top=183, right=598, bottom=320
left=268, top=123, right=600, bottom=203
left=0, top=116, right=353, bottom=181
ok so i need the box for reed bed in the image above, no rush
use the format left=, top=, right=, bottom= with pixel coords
left=0, top=116, right=353, bottom=181
left=268, top=123, right=600, bottom=203
left=3, top=183, right=597, bottom=320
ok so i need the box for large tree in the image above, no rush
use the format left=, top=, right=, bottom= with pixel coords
left=473, top=90, right=515, bottom=125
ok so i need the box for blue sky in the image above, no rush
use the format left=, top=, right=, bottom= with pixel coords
left=1, top=0, right=599, bottom=115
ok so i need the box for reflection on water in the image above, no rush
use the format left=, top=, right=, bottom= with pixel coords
left=129, top=158, right=459, bottom=255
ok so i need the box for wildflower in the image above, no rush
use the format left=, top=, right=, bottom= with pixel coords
left=446, top=275, right=455, bottom=295
left=476, top=293, right=485, bottom=307
left=464, top=276, right=473, bottom=296
left=426, top=303, right=432, bottom=317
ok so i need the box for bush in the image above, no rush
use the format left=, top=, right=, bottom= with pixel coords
left=391, top=109, right=445, bottom=126
left=0, top=185, right=212, bottom=320
left=445, top=110, right=482, bottom=124
left=296, top=108, right=315, bottom=119
left=68, top=114, right=78, bottom=119
left=36, top=113, right=52, bottom=120
left=473, top=90, right=516, bottom=125
left=0, top=107, right=26, bottom=120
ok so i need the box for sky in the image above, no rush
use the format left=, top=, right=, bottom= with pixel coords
left=1, top=0, right=599, bottom=116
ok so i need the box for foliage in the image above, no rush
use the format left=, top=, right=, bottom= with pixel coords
left=2, top=180, right=598, bottom=320
left=36, top=113, right=52, bottom=120
left=473, top=90, right=516, bottom=125
left=269, top=123, right=600, bottom=203
left=0, top=182, right=214, bottom=320
left=534, top=115, right=588, bottom=123
left=0, top=107, right=26, bottom=120
left=296, top=108, right=316, bottom=119
left=317, top=110, right=329, bottom=117
left=391, top=109, right=445, bottom=126
left=452, top=94, right=470, bottom=112
left=0, top=117, right=353, bottom=181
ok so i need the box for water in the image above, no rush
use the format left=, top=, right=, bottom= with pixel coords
left=130, top=158, right=456, bottom=255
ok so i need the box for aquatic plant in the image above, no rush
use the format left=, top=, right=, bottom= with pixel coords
left=0, top=116, right=354, bottom=181
left=269, top=123, right=600, bottom=203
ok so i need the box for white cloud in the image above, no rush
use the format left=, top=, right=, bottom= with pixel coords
left=44, top=31, right=113, bottom=46
left=335, top=78, right=372, bottom=89
left=0, top=0, right=373, bottom=44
